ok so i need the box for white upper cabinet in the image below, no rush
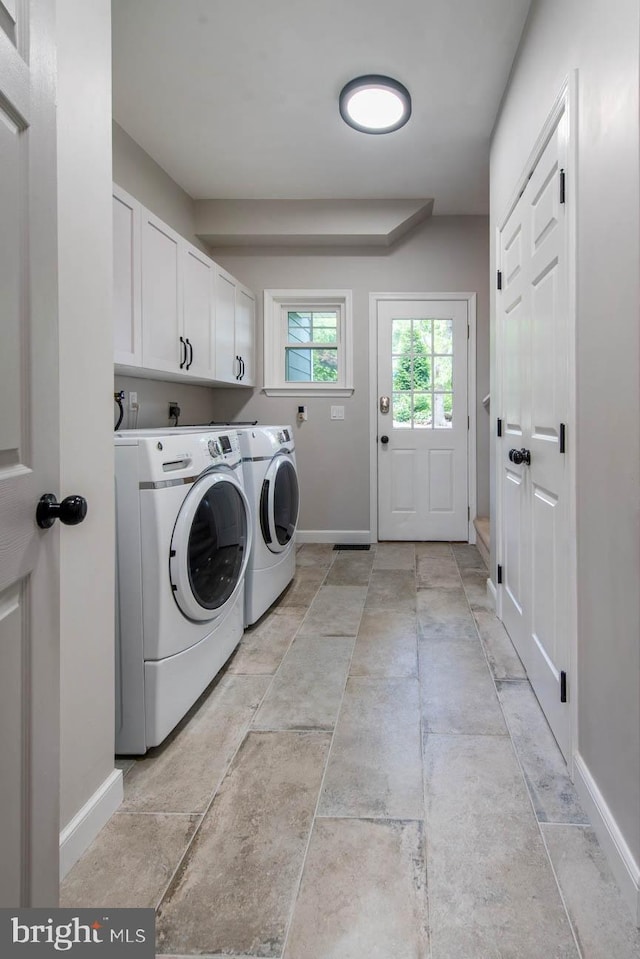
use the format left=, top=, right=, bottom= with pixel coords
left=141, top=211, right=183, bottom=375
left=113, top=184, right=254, bottom=386
left=182, top=243, right=214, bottom=379
left=235, top=285, right=255, bottom=386
left=214, top=267, right=255, bottom=386
left=113, top=186, right=142, bottom=366
left=214, top=267, right=237, bottom=383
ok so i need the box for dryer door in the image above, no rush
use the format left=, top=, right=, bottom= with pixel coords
left=260, top=454, right=300, bottom=554
left=170, top=470, right=252, bottom=621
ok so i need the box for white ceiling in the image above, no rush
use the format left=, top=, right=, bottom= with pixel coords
left=111, top=0, right=532, bottom=214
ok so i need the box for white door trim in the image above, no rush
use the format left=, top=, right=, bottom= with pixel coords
left=495, top=73, right=578, bottom=772
left=369, top=292, right=477, bottom=543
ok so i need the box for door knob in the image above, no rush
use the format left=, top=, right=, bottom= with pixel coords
left=508, top=448, right=531, bottom=466
left=380, top=435, right=389, bottom=445
left=36, top=494, right=88, bottom=529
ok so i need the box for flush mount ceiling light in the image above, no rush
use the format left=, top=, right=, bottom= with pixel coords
left=339, top=75, right=411, bottom=134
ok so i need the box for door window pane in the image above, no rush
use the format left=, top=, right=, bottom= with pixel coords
left=434, top=356, right=453, bottom=391
left=392, top=393, right=412, bottom=428
left=434, top=393, right=453, bottom=428
left=415, top=319, right=432, bottom=350
left=390, top=316, right=455, bottom=429
left=433, top=319, right=453, bottom=354
left=413, top=393, right=432, bottom=428
left=392, top=318, right=411, bottom=352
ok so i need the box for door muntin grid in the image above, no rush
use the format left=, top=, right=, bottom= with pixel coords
left=391, top=317, right=453, bottom=429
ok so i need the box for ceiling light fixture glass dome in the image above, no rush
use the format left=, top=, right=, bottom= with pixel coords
left=339, top=75, right=411, bottom=134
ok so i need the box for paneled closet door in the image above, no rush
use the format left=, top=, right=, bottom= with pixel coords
left=498, top=108, right=571, bottom=760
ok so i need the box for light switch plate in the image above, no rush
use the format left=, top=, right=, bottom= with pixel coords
left=331, top=405, right=345, bottom=420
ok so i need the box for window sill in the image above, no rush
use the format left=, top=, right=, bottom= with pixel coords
left=263, top=386, right=354, bottom=398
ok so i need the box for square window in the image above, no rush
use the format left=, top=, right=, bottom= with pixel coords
left=264, top=291, right=353, bottom=396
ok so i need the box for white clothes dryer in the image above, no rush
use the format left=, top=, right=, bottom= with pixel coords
left=238, top=426, right=299, bottom=625
left=114, top=428, right=251, bottom=753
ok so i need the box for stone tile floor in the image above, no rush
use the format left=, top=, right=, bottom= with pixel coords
left=61, top=542, right=640, bottom=958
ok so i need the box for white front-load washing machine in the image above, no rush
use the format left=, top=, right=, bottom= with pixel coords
left=238, top=426, right=299, bottom=625
left=114, top=428, right=252, bottom=753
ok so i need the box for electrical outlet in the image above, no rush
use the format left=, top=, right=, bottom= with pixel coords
left=168, top=402, right=180, bottom=420
left=129, top=391, right=138, bottom=411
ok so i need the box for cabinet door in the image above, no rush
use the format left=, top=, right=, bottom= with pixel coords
left=183, top=244, right=214, bottom=378
left=235, top=286, right=255, bottom=386
left=214, top=267, right=238, bottom=383
left=141, top=212, right=182, bottom=374
left=113, top=187, right=141, bottom=366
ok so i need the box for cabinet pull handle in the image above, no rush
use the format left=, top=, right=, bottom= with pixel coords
left=235, top=355, right=241, bottom=380
left=185, top=338, right=193, bottom=370
left=240, top=356, right=245, bottom=380
left=179, top=336, right=186, bottom=369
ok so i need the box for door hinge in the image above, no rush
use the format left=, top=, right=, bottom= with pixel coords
left=560, top=670, right=567, bottom=703
left=497, top=564, right=503, bottom=584
left=468, top=506, right=470, bottom=521
left=497, top=270, right=503, bottom=290
left=467, top=324, right=470, bottom=339
left=559, top=168, right=566, bottom=204
left=559, top=422, right=566, bottom=454
left=467, top=415, right=470, bottom=430
left=497, top=417, right=503, bottom=437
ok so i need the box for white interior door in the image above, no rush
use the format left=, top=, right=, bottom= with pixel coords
left=0, top=0, right=61, bottom=905
left=498, top=108, right=571, bottom=760
left=377, top=299, right=468, bottom=541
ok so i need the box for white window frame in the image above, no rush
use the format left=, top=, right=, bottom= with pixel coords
left=263, top=289, right=354, bottom=396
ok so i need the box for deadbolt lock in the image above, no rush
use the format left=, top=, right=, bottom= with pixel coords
left=379, top=395, right=390, bottom=414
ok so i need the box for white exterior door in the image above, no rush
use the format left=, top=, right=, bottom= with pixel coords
left=377, top=298, right=469, bottom=541
left=0, top=0, right=61, bottom=905
left=498, top=108, right=571, bottom=759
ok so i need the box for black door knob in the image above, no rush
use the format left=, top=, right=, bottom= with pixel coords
left=508, top=448, right=531, bottom=466
left=380, top=435, right=389, bottom=444
left=36, top=494, right=88, bottom=529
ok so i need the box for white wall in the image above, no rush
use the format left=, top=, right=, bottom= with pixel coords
left=490, top=0, right=640, bottom=910
left=113, top=122, right=206, bottom=252
left=211, top=221, right=490, bottom=533
left=57, top=0, right=119, bottom=841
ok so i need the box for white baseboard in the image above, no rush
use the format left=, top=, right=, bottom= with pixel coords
left=486, top=577, right=497, bottom=611
left=59, top=768, right=123, bottom=880
left=574, top=752, right=640, bottom=926
left=296, top=529, right=371, bottom=545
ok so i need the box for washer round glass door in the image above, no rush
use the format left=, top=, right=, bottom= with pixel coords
left=170, top=471, right=252, bottom=622
left=260, top=454, right=300, bottom=554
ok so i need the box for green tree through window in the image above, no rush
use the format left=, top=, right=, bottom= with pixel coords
left=394, top=324, right=431, bottom=423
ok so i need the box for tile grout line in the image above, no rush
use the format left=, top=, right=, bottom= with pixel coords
left=277, top=546, right=376, bottom=959
left=454, top=551, right=585, bottom=959
left=151, top=555, right=336, bottom=916
left=416, top=544, right=436, bottom=959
